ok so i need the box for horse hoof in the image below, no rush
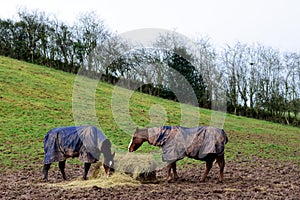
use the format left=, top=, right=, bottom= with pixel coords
left=167, top=178, right=179, bottom=183
left=165, top=177, right=171, bottom=182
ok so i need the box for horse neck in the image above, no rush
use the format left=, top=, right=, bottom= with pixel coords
left=101, top=139, right=112, bottom=161
left=139, top=128, right=149, bottom=142
left=142, top=128, right=149, bottom=142
left=147, top=127, right=162, bottom=145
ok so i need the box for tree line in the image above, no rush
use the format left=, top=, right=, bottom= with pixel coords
left=0, top=9, right=299, bottom=126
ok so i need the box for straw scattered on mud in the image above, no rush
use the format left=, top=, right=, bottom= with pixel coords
left=43, top=153, right=158, bottom=189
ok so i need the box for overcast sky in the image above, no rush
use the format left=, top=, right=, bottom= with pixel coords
left=1, top=0, right=300, bottom=52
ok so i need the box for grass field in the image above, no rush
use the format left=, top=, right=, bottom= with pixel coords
left=0, top=56, right=299, bottom=171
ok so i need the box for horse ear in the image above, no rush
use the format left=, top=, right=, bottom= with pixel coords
left=112, top=152, right=115, bottom=158
left=136, top=127, right=139, bottom=131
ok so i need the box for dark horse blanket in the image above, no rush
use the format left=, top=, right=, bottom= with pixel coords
left=147, top=126, right=228, bottom=162
left=44, top=126, right=107, bottom=164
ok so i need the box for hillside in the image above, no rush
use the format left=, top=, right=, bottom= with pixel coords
left=0, top=56, right=299, bottom=171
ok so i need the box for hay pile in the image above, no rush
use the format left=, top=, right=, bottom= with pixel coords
left=93, top=153, right=157, bottom=182
left=112, top=153, right=157, bottom=182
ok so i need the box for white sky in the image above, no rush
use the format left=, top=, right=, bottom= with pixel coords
left=1, top=0, right=300, bottom=52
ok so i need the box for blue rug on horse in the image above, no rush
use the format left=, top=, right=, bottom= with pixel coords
left=44, top=126, right=107, bottom=164
left=147, top=126, right=228, bottom=162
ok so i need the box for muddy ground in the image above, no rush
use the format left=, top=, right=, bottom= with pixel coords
left=0, top=157, right=299, bottom=200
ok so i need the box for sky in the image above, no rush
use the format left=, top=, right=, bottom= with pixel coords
left=0, top=0, right=300, bottom=52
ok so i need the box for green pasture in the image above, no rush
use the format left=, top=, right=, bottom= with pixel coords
left=0, top=56, right=299, bottom=171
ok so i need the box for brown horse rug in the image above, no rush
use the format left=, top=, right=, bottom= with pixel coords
left=147, top=126, right=228, bottom=162
left=44, top=126, right=108, bottom=164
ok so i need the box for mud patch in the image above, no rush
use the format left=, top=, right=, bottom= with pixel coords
left=0, top=157, right=299, bottom=199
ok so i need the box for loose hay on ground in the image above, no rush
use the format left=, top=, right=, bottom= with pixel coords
left=44, top=171, right=140, bottom=189
left=42, top=152, right=158, bottom=189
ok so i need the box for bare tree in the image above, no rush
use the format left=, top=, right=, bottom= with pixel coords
left=283, top=52, right=300, bottom=122
left=256, top=46, right=283, bottom=116
left=193, top=36, right=218, bottom=108
left=73, top=11, right=110, bottom=72
left=221, top=43, right=242, bottom=114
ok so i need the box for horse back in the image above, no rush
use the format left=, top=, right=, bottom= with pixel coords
left=43, top=126, right=106, bottom=164
left=181, top=127, right=227, bottom=162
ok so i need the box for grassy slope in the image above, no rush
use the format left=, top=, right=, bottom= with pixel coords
left=0, top=56, right=299, bottom=171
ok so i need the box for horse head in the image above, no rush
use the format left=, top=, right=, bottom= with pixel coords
left=128, top=127, right=148, bottom=152
left=103, top=152, right=115, bottom=177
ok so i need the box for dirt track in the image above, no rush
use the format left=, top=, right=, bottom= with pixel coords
left=1, top=157, right=299, bottom=199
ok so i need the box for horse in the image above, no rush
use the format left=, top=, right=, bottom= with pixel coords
left=128, top=126, right=228, bottom=182
left=42, top=125, right=115, bottom=181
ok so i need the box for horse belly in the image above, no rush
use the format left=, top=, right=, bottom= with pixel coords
left=186, top=152, right=218, bottom=161
left=64, top=148, right=80, bottom=158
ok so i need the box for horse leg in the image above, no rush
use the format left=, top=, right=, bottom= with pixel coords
left=83, top=163, right=91, bottom=180
left=42, top=163, right=51, bottom=181
left=172, top=162, right=179, bottom=180
left=58, top=160, right=67, bottom=180
left=216, top=154, right=225, bottom=182
left=166, top=163, right=173, bottom=181
left=201, top=159, right=214, bottom=182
